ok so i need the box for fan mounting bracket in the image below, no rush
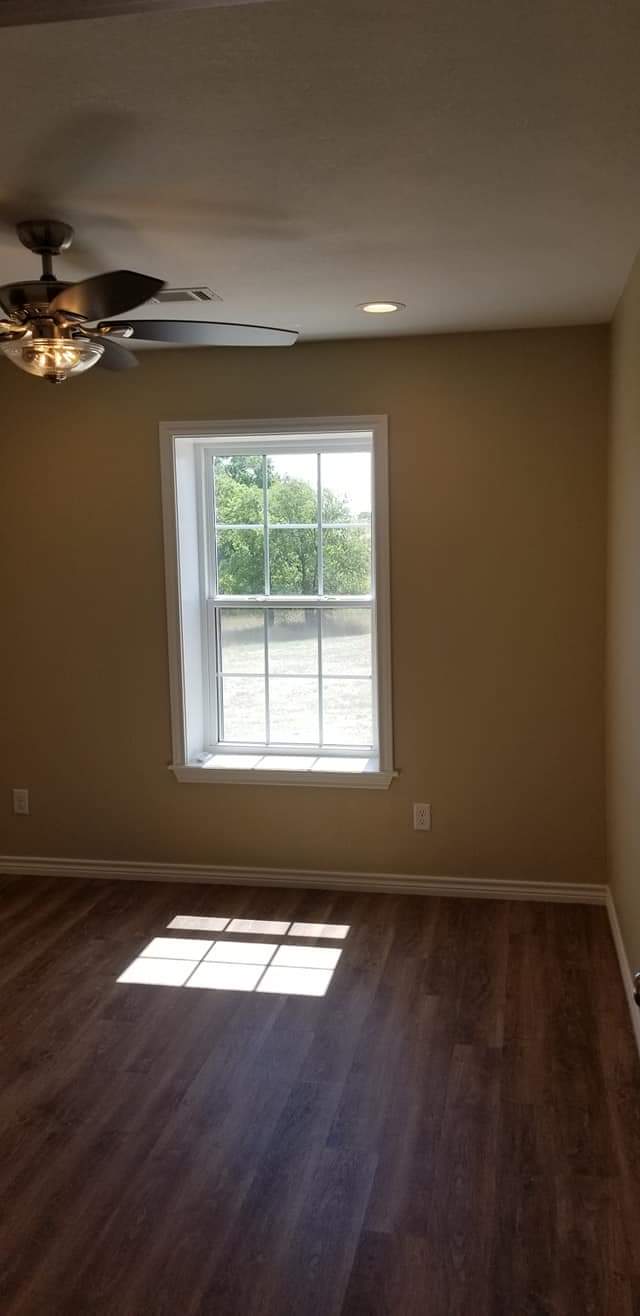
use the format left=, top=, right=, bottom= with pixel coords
left=16, top=220, right=74, bottom=257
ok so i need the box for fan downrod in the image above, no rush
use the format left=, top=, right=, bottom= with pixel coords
left=16, top=220, right=74, bottom=280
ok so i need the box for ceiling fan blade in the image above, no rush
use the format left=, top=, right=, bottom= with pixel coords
left=86, top=334, right=138, bottom=371
left=0, top=1, right=276, bottom=24
left=51, top=271, right=164, bottom=322
left=97, top=319, right=298, bottom=347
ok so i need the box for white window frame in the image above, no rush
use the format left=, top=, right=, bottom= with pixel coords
left=160, top=417, right=395, bottom=789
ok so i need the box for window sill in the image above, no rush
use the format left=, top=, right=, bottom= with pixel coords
left=171, top=757, right=397, bottom=790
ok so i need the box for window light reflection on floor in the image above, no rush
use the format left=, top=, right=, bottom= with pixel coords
left=272, top=944, right=342, bottom=970
left=227, top=918, right=291, bottom=936
left=205, top=940, right=278, bottom=964
left=167, top=915, right=230, bottom=933
left=117, top=925, right=346, bottom=997
left=288, top=921, right=350, bottom=940
left=140, top=936, right=214, bottom=959
left=257, top=966, right=334, bottom=996
left=118, top=958, right=193, bottom=987
left=187, top=961, right=264, bottom=992
left=164, top=916, right=351, bottom=939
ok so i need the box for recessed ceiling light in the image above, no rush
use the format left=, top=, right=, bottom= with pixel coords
left=358, top=301, right=406, bottom=314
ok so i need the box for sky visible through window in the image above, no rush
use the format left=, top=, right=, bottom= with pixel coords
left=269, top=450, right=371, bottom=519
left=117, top=917, right=349, bottom=997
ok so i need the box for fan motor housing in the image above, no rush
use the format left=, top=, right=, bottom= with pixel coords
left=0, top=280, right=71, bottom=317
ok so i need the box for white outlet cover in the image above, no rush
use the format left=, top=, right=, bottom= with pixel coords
left=413, top=802, right=431, bottom=831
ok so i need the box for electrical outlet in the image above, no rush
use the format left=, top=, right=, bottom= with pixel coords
left=413, top=802, right=431, bottom=831
left=12, top=788, right=29, bottom=816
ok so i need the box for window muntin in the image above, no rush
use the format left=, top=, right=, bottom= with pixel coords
left=204, top=442, right=376, bottom=756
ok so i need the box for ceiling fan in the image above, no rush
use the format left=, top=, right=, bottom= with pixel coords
left=0, top=219, right=297, bottom=384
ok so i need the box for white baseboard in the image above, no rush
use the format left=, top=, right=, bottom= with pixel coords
left=606, top=889, right=640, bottom=1058
left=0, top=853, right=607, bottom=904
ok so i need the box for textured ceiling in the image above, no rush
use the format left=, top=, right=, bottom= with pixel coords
left=1, top=0, right=639, bottom=339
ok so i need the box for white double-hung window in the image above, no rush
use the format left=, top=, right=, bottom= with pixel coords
left=161, top=417, right=394, bottom=787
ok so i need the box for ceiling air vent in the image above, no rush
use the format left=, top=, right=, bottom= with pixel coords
left=151, top=287, right=222, bottom=305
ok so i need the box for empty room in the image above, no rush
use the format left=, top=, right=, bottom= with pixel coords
left=1, top=1, right=640, bottom=1312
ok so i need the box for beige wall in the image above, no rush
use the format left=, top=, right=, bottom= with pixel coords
left=0, top=327, right=608, bottom=883
left=609, top=254, right=640, bottom=963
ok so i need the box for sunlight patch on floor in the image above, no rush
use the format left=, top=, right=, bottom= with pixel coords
left=227, top=918, right=291, bottom=936
left=118, top=957, right=193, bottom=987
left=117, top=927, right=345, bottom=997
left=167, top=915, right=230, bottom=932
left=186, top=961, right=264, bottom=992
left=165, top=916, right=351, bottom=940
left=272, top=944, right=342, bottom=970
left=205, top=940, right=278, bottom=964
left=257, top=966, right=334, bottom=996
left=140, top=936, right=214, bottom=960
left=288, top=921, right=350, bottom=939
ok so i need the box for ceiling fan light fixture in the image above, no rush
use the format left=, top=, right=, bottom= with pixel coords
left=0, top=335, right=104, bottom=383
left=0, top=219, right=298, bottom=385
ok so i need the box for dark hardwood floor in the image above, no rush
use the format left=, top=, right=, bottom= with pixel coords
left=0, top=876, right=639, bottom=1315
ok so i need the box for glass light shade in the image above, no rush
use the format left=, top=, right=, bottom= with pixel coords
left=0, top=336, right=104, bottom=383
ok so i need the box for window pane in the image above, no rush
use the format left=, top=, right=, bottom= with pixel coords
left=217, top=529, right=265, bottom=595
left=268, top=609, right=318, bottom=675
left=269, top=678, right=319, bottom=743
left=322, top=527, right=371, bottom=594
left=321, top=451, right=371, bottom=523
left=214, top=455, right=264, bottom=525
left=269, top=529, right=318, bottom=594
left=220, top=676, right=265, bottom=742
left=207, top=441, right=381, bottom=756
left=268, top=453, right=318, bottom=525
left=220, top=610, right=265, bottom=674
left=322, top=608, right=372, bottom=675
left=323, top=678, right=373, bottom=746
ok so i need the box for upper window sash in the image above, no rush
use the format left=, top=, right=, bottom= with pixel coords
left=204, top=441, right=374, bottom=604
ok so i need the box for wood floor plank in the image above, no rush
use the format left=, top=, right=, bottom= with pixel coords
left=199, top=1078, right=343, bottom=1316
left=262, top=1146, right=378, bottom=1316
left=554, top=1173, right=634, bottom=1316
left=417, top=1042, right=502, bottom=1315
left=340, top=1229, right=396, bottom=1315
left=342, top=1231, right=438, bottom=1316
left=489, top=1100, right=557, bottom=1316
